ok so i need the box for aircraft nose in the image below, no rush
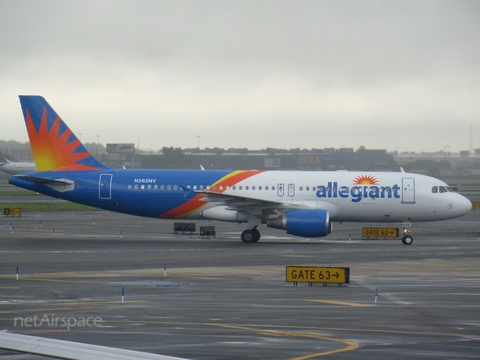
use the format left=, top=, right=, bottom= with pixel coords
left=457, top=195, right=472, bottom=215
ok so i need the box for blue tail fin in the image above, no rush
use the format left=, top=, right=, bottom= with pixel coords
left=19, top=96, right=110, bottom=172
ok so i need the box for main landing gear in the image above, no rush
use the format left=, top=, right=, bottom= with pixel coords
left=401, top=219, right=413, bottom=245
left=241, top=226, right=261, bottom=243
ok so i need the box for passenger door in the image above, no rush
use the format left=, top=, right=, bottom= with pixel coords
left=401, top=177, right=415, bottom=204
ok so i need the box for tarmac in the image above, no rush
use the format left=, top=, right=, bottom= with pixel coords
left=0, top=210, right=479, bottom=359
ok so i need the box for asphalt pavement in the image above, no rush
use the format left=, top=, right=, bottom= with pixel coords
left=0, top=210, right=479, bottom=359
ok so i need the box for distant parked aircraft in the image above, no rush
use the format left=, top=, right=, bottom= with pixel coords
left=9, top=95, right=472, bottom=244
left=0, top=150, right=36, bottom=175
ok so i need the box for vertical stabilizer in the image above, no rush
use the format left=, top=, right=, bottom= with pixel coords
left=0, top=150, right=10, bottom=164
left=19, top=96, right=109, bottom=172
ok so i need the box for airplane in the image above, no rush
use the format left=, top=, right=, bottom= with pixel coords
left=0, top=150, right=36, bottom=175
left=9, top=96, right=472, bottom=245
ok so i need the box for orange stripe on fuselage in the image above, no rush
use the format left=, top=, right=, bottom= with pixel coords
left=158, top=170, right=265, bottom=219
left=209, top=170, right=265, bottom=192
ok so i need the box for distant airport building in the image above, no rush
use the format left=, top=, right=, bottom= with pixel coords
left=128, top=147, right=394, bottom=171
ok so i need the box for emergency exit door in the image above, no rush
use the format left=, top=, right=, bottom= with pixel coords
left=99, top=174, right=112, bottom=199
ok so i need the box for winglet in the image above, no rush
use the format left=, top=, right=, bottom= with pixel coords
left=19, top=96, right=110, bottom=172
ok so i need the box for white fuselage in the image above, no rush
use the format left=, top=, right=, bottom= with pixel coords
left=193, top=171, right=471, bottom=223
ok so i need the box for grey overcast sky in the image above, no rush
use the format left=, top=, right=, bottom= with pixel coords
left=1, top=0, right=479, bottom=153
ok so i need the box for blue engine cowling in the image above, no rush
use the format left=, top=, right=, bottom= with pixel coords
left=267, top=209, right=331, bottom=238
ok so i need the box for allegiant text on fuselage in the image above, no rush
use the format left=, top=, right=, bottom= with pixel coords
left=316, top=182, right=401, bottom=202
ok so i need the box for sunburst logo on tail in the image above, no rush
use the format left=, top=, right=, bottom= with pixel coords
left=353, top=175, right=378, bottom=185
left=25, top=107, right=103, bottom=172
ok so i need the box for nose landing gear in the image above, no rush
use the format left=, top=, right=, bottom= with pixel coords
left=401, top=219, right=413, bottom=245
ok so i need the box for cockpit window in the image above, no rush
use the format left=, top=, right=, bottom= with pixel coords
left=433, top=185, right=456, bottom=194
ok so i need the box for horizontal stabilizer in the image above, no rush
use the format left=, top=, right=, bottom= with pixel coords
left=13, top=175, right=75, bottom=192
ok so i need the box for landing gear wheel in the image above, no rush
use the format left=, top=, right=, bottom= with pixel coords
left=241, top=230, right=254, bottom=243
left=402, top=235, right=413, bottom=245
left=241, top=229, right=261, bottom=243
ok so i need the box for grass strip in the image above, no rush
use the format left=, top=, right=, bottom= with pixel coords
left=1, top=202, right=98, bottom=212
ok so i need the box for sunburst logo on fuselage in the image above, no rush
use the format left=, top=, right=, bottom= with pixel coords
left=352, top=175, right=378, bottom=185
left=25, top=108, right=101, bottom=172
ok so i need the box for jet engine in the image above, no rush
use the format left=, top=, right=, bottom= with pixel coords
left=267, top=209, right=331, bottom=237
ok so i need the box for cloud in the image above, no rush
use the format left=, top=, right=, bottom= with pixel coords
left=1, top=0, right=479, bottom=152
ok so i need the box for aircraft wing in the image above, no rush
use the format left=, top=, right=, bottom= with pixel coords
left=197, top=190, right=302, bottom=207
left=194, top=189, right=340, bottom=218
left=0, top=331, right=188, bottom=360
left=195, top=190, right=310, bottom=218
